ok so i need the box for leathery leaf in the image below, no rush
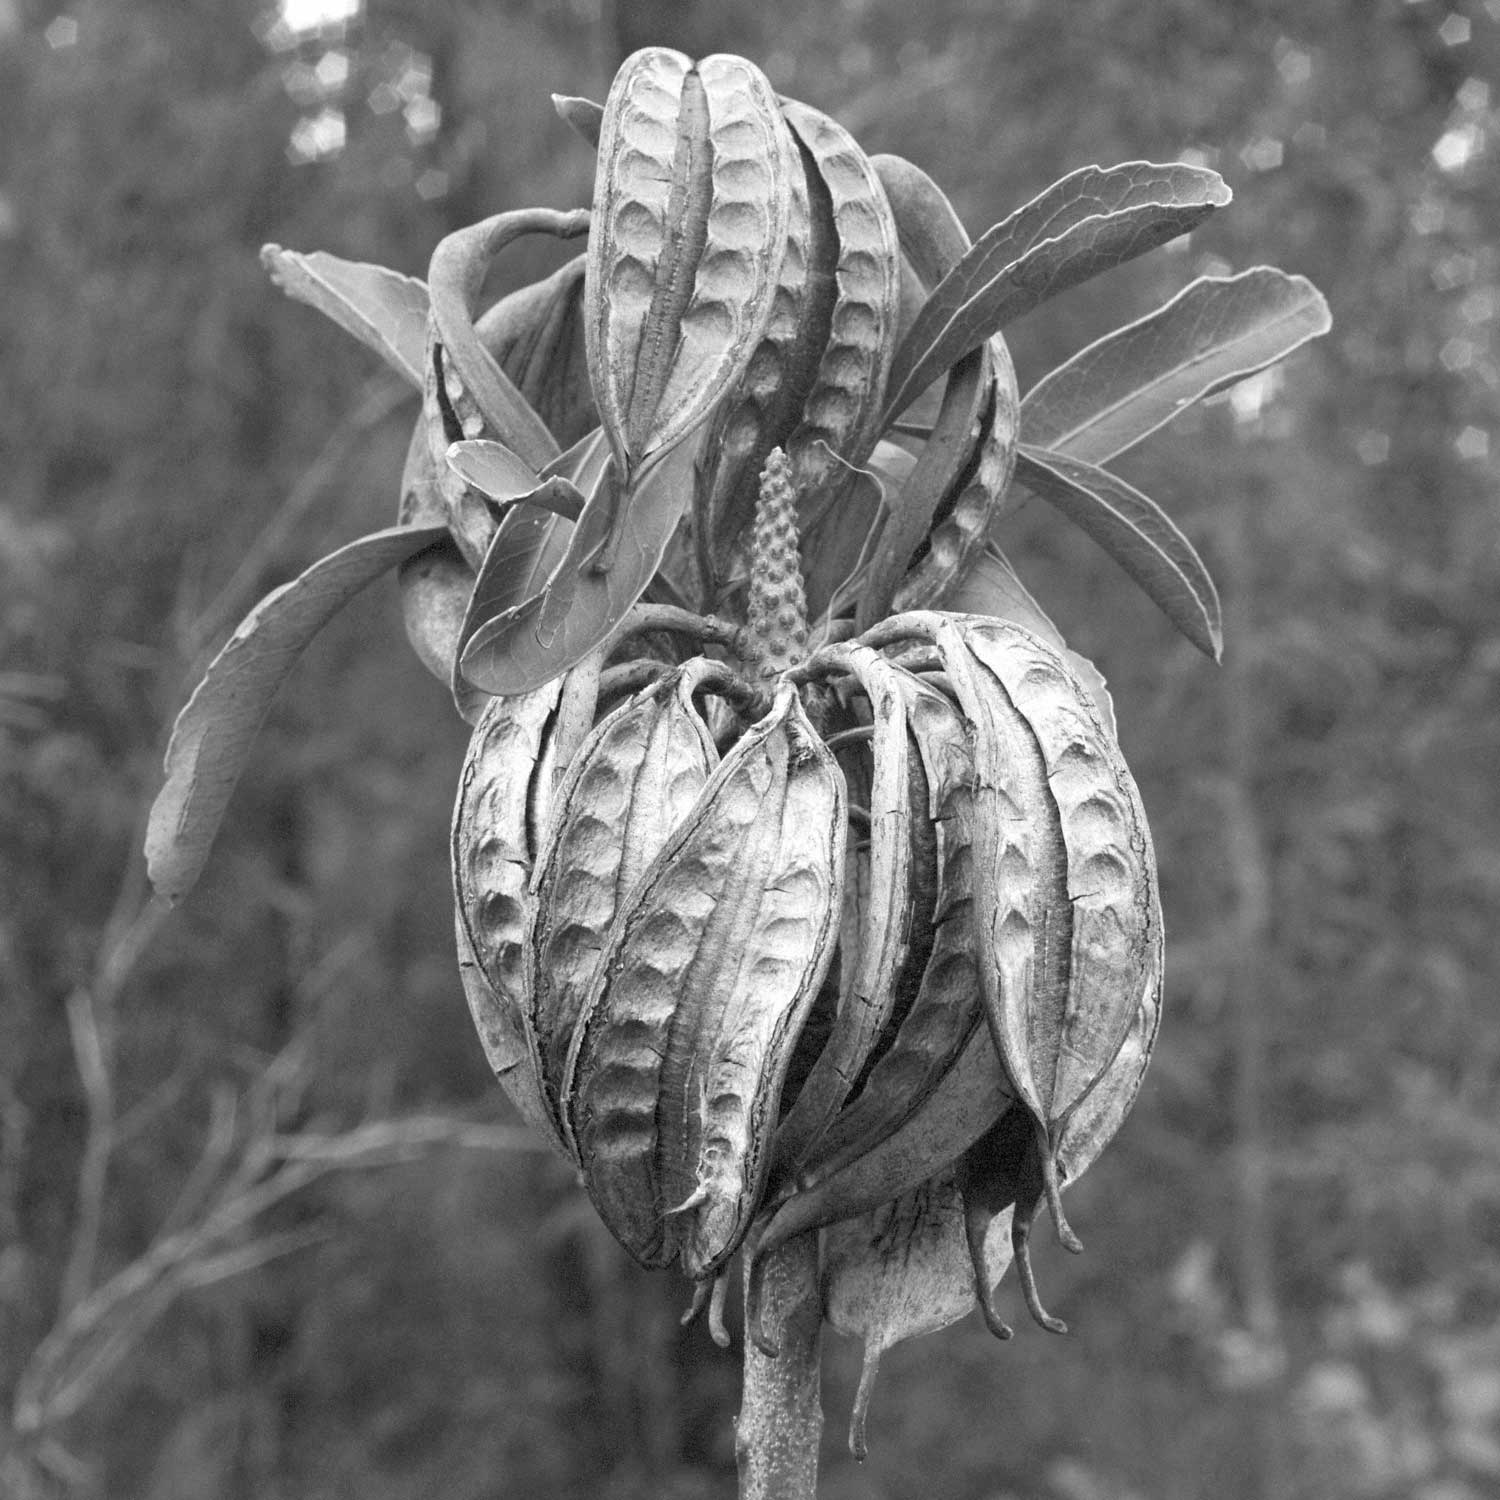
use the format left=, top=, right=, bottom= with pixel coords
left=565, top=686, right=845, bottom=1275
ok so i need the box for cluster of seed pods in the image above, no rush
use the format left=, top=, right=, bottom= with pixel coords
left=417, top=47, right=1164, bottom=1451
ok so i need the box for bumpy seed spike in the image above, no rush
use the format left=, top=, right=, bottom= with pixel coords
left=746, top=448, right=810, bottom=677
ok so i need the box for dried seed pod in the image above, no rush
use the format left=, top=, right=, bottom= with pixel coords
left=788, top=683, right=984, bottom=1180
left=452, top=678, right=569, bottom=1153
left=586, top=48, right=793, bottom=476
left=697, top=141, right=819, bottom=577
left=749, top=1021, right=1014, bottom=1351
left=891, top=338, right=1020, bottom=613
left=869, top=612, right=1160, bottom=1332
left=773, top=646, right=917, bottom=1168
left=565, top=686, right=845, bottom=1275
left=822, top=1169, right=1015, bottom=1460
left=857, top=338, right=989, bottom=630
left=778, top=99, right=901, bottom=501
left=963, top=620, right=1159, bottom=1134
left=1055, top=945, right=1163, bottom=1184
left=868, top=153, right=1023, bottom=612
left=958, top=943, right=1163, bottom=1342
left=527, top=663, right=722, bottom=1147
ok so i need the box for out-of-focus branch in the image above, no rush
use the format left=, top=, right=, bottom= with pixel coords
left=57, top=855, right=167, bottom=1318
left=185, top=374, right=412, bottom=658
left=13, top=1042, right=545, bottom=1449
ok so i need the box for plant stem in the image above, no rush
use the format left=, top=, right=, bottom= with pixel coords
left=737, top=1231, right=823, bottom=1500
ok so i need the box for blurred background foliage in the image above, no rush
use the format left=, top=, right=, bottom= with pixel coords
left=2, top=0, right=1499, bottom=1495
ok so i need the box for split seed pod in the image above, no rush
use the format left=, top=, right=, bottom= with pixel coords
left=451, top=678, right=570, bottom=1153
left=890, top=613, right=1162, bottom=1332
left=566, top=686, right=845, bottom=1276
left=586, top=48, right=795, bottom=478
left=526, top=662, right=723, bottom=1148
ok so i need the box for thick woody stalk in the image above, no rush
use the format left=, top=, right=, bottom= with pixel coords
left=737, top=1230, right=824, bottom=1500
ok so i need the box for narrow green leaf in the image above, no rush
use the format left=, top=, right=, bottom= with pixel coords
left=146, top=524, right=449, bottom=903
left=261, top=246, right=428, bottom=388
left=1014, top=445, right=1222, bottom=659
left=1021, top=267, right=1332, bottom=463
left=884, top=162, right=1231, bottom=421
left=460, top=435, right=698, bottom=695
left=945, top=545, right=1117, bottom=735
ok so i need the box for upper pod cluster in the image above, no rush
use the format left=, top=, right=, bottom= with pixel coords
left=584, top=47, right=904, bottom=610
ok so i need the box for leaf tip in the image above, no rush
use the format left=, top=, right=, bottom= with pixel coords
left=260, top=243, right=291, bottom=282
